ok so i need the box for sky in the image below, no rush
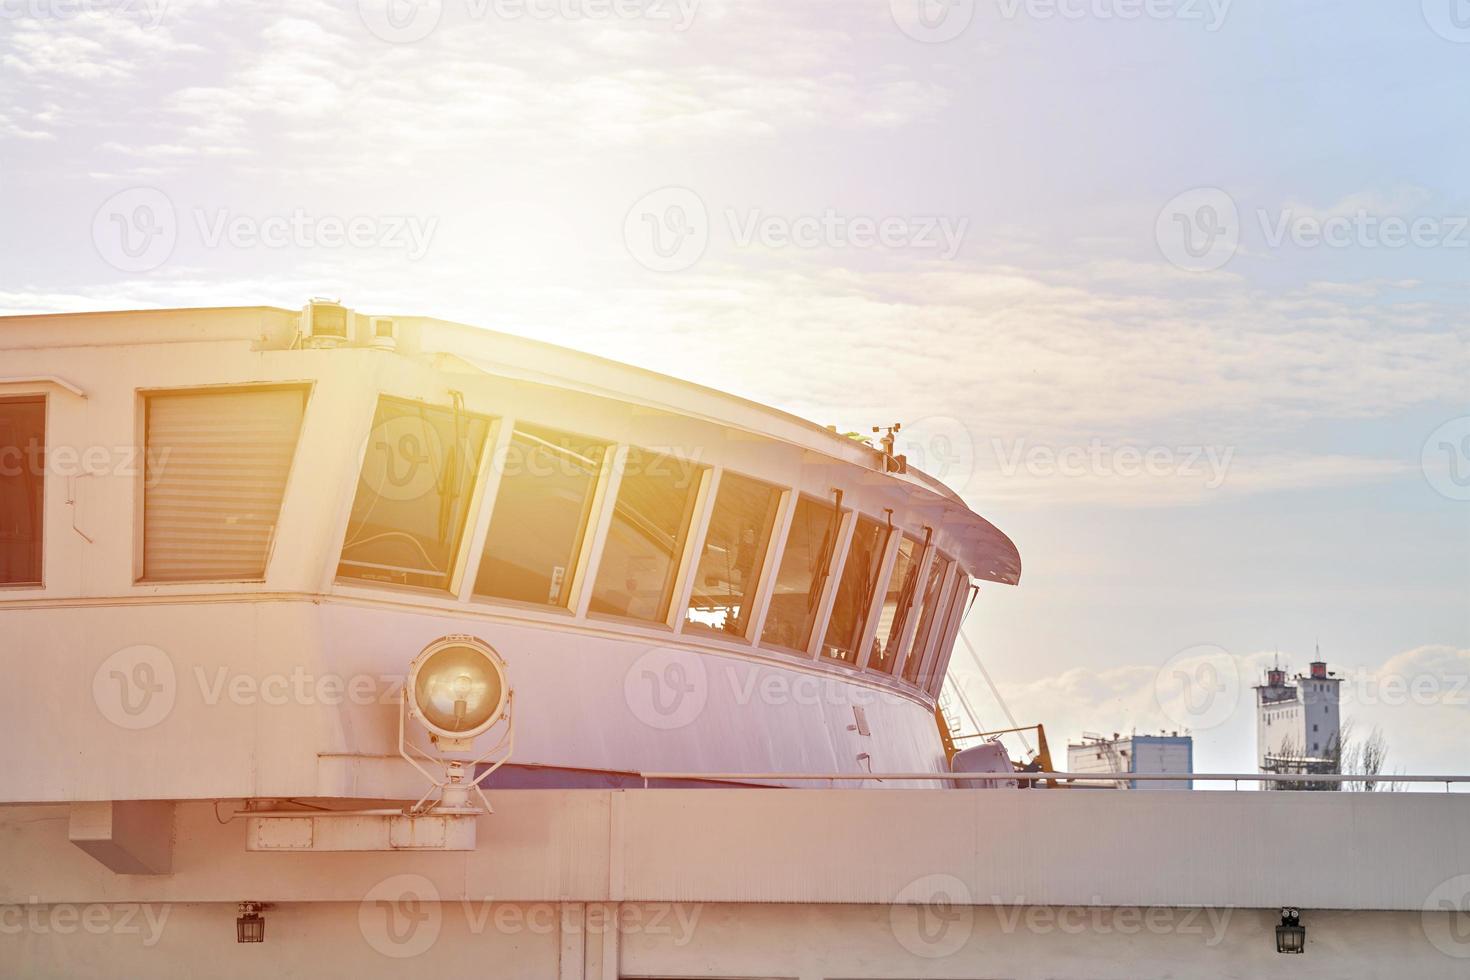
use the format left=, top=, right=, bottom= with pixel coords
left=1, top=0, right=1466, bottom=778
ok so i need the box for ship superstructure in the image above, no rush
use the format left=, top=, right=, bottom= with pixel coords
left=1, top=304, right=1466, bottom=979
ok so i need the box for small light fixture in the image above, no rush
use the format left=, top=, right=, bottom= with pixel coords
left=1276, top=907, right=1305, bottom=954
left=236, top=902, right=266, bottom=944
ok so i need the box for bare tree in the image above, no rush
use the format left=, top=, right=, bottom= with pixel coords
left=1342, top=724, right=1404, bottom=792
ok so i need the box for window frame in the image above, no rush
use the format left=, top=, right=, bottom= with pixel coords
left=927, top=572, right=974, bottom=696
left=757, top=491, right=847, bottom=659
left=674, top=466, right=788, bottom=643
left=0, top=392, right=48, bottom=590
left=582, top=443, right=712, bottom=629
left=462, top=416, right=615, bottom=613
left=898, top=548, right=956, bottom=687
left=858, top=528, right=921, bottom=675
left=134, top=382, right=313, bottom=586
left=333, top=392, right=495, bottom=596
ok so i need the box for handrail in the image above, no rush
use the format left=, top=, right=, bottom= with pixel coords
left=637, top=770, right=1470, bottom=790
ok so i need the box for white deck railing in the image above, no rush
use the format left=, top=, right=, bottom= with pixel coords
left=636, top=770, right=1470, bottom=790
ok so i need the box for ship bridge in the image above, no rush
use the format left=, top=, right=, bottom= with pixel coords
left=0, top=302, right=1019, bottom=806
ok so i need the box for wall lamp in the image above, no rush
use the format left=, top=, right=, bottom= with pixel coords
left=237, top=902, right=267, bottom=943
left=1275, top=907, right=1305, bottom=954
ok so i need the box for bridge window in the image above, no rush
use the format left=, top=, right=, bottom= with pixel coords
left=338, top=396, right=489, bottom=591
left=925, top=574, right=972, bottom=695
left=870, top=534, right=922, bottom=674
left=903, top=552, right=952, bottom=685
left=684, top=471, right=782, bottom=637
left=474, top=424, right=607, bottom=607
left=760, top=495, right=839, bottom=654
left=0, top=396, right=45, bottom=586
left=588, top=447, right=704, bottom=622
left=821, top=515, right=889, bottom=665
left=141, top=387, right=307, bottom=582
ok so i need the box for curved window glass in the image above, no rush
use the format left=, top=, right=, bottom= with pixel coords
left=925, top=574, right=972, bottom=695
left=588, top=447, right=704, bottom=622
left=760, top=495, right=839, bottom=654
left=338, top=396, right=489, bottom=591
left=475, top=424, right=606, bottom=607
left=870, top=534, right=922, bottom=673
left=821, top=516, right=889, bottom=665
left=684, top=472, right=782, bottom=637
left=903, top=552, right=952, bottom=684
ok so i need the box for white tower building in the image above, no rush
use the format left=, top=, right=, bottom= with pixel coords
left=1255, top=649, right=1342, bottom=790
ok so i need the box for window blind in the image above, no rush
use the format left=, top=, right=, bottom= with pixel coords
left=143, top=387, right=306, bottom=582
